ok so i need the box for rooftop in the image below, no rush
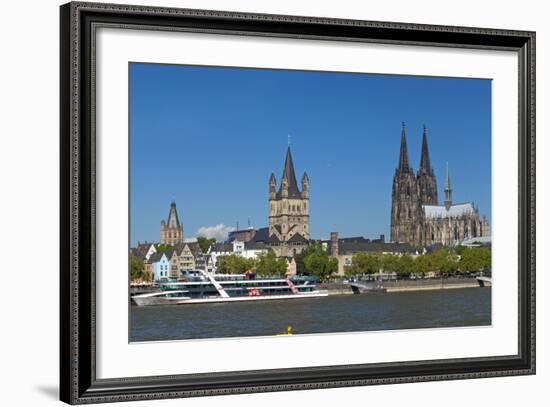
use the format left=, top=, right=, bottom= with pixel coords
left=423, top=202, right=475, bottom=219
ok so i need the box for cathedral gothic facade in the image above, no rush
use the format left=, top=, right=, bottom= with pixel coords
left=268, top=146, right=310, bottom=257
left=391, top=124, right=490, bottom=247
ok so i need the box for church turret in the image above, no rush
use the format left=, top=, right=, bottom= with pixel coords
left=444, top=162, right=453, bottom=210
left=301, top=172, right=309, bottom=199
left=417, top=125, right=439, bottom=205
left=269, top=173, right=276, bottom=200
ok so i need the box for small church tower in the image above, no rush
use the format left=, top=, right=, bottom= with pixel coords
left=301, top=172, right=309, bottom=199
left=417, top=125, right=439, bottom=205
left=160, top=201, right=184, bottom=245
left=268, top=145, right=310, bottom=244
left=390, top=123, right=422, bottom=245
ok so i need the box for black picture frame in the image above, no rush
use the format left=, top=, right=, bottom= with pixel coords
left=60, top=1, right=536, bottom=404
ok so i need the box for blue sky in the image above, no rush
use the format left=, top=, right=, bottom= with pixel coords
left=130, top=63, right=491, bottom=246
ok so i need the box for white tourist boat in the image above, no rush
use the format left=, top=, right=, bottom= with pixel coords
left=131, top=290, right=191, bottom=306
left=132, top=271, right=328, bottom=306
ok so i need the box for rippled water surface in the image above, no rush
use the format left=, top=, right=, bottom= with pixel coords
left=130, top=287, right=491, bottom=342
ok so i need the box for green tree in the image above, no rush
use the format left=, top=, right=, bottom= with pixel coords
left=459, top=247, right=492, bottom=273
left=412, top=254, right=430, bottom=276
left=197, top=236, right=216, bottom=253
left=303, top=250, right=338, bottom=281
left=156, top=243, right=172, bottom=253
left=455, top=245, right=467, bottom=256
left=479, top=247, right=492, bottom=272
left=344, top=265, right=355, bottom=279
left=294, top=244, right=323, bottom=274
left=255, top=251, right=288, bottom=276
left=429, top=249, right=459, bottom=275
left=395, top=254, right=414, bottom=277
left=130, top=254, right=146, bottom=282
left=346, top=253, right=380, bottom=276
left=381, top=253, right=398, bottom=273
left=216, top=254, right=255, bottom=274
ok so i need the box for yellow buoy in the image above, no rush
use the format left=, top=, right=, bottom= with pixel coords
left=276, top=325, right=293, bottom=336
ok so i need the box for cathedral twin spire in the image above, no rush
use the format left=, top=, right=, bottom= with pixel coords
left=396, top=122, right=438, bottom=206
left=398, top=123, right=433, bottom=175
left=398, top=122, right=412, bottom=173
left=419, top=125, right=433, bottom=174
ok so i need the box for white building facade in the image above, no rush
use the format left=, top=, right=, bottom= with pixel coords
left=151, top=253, right=170, bottom=281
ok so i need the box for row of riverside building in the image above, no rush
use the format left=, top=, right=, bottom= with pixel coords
left=131, top=123, right=490, bottom=281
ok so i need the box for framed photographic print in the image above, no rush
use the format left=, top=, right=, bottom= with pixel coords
left=60, top=1, right=535, bottom=404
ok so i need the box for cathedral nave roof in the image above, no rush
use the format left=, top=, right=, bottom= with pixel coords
left=423, top=202, right=475, bottom=219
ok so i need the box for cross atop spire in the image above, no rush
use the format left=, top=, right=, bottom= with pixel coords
left=419, top=124, right=432, bottom=172
left=398, top=122, right=411, bottom=172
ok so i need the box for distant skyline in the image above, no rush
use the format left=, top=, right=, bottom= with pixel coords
left=130, top=63, right=491, bottom=246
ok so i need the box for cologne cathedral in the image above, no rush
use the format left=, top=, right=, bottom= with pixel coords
left=391, top=123, right=490, bottom=247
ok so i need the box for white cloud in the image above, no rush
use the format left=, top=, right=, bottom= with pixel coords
left=196, top=224, right=235, bottom=242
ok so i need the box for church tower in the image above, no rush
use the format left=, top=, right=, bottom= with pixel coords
left=391, top=123, right=422, bottom=245
left=417, top=125, right=438, bottom=205
left=160, top=201, right=184, bottom=245
left=268, top=146, right=310, bottom=244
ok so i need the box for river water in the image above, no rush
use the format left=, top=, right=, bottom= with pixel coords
left=130, top=287, right=491, bottom=342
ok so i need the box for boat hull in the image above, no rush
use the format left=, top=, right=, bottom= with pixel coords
left=350, top=282, right=387, bottom=294
left=476, top=276, right=492, bottom=287
left=133, top=290, right=328, bottom=306
left=132, top=296, right=190, bottom=306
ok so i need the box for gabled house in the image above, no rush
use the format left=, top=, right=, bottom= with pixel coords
left=130, top=242, right=157, bottom=282
left=131, top=242, right=157, bottom=261
left=166, top=249, right=180, bottom=280
left=150, top=252, right=170, bottom=281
